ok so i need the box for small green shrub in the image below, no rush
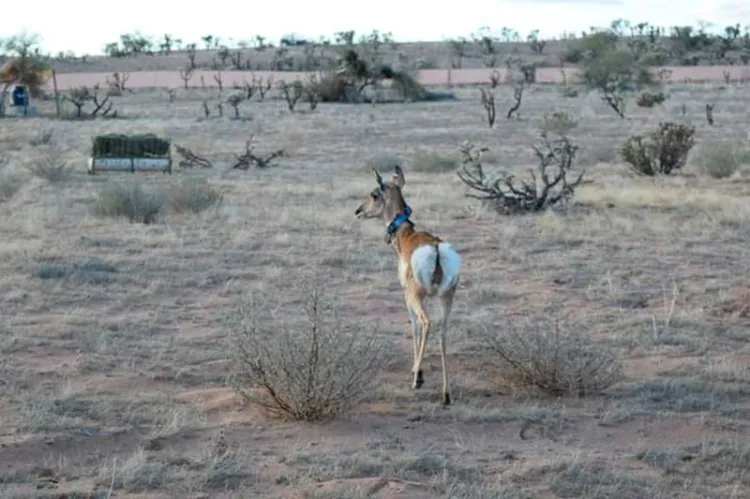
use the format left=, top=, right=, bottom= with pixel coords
left=635, top=91, right=667, bottom=108
left=410, top=149, right=459, bottom=173
left=541, top=111, right=578, bottom=136
left=166, top=178, right=223, bottom=214
left=621, top=122, right=695, bottom=175
left=691, top=143, right=750, bottom=179
left=92, top=181, right=166, bottom=224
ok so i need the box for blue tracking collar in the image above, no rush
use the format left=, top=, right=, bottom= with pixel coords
left=386, top=205, right=412, bottom=237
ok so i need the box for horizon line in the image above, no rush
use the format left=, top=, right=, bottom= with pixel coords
left=2, top=18, right=742, bottom=58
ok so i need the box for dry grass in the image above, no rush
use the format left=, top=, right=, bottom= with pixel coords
left=1, top=78, right=750, bottom=498
left=479, top=315, right=623, bottom=396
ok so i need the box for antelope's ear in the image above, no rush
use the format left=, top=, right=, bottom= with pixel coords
left=372, top=167, right=385, bottom=189
left=391, top=165, right=405, bottom=187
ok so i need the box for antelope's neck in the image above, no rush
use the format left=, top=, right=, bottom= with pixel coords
left=391, top=222, right=416, bottom=257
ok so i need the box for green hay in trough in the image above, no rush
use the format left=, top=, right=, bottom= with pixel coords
left=92, top=134, right=171, bottom=158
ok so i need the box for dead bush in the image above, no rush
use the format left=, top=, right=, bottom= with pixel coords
left=279, top=80, right=304, bottom=111
left=225, top=91, right=245, bottom=119
left=166, top=178, right=223, bottom=214
left=25, top=156, right=72, bottom=182
left=479, top=316, right=623, bottom=396
left=457, top=131, right=585, bottom=214
left=479, top=88, right=496, bottom=127
left=92, top=181, right=166, bottom=224
left=621, top=122, right=695, bottom=175
left=635, top=91, right=667, bottom=107
left=690, top=142, right=750, bottom=179
left=228, top=276, right=392, bottom=421
left=231, top=135, right=285, bottom=170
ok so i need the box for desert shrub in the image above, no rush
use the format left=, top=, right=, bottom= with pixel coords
left=560, top=86, right=579, bottom=98
left=635, top=91, right=667, bottom=107
left=410, top=149, right=459, bottom=173
left=457, top=131, right=585, bottom=214
left=0, top=173, right=22, bottom=202
left=29, top=130, right=53, bottom=146
left=540, top=111, right=578, bottom=136
left=0, top=157, right=23, bottom=201
left=621, top=122, right=695, bottom=175
left=690, top=143, right=750, bottom=179
left=311, top=67, right=432, bottom=103
left=228, top=276, right=392, bottom=421
left=310, top=72, right=353, bottom=103
left=25, top=156, right=72, bottom=182
left=92, top=181, right=166, bottom=224
left=639, top=50, right=669, bottom=66
left=479, top=316, right=623, bottom=396
left=166, top=177, right=223, bottom=214
left=579, top=38, right=656, bottom=118
left=390, top=71, right=430, bottom=101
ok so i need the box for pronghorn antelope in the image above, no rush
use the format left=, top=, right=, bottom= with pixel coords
left=354, top=165, right=462, bottom=405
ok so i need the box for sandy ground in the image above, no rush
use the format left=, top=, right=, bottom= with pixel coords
left=1, top=80, right=750, bottom=498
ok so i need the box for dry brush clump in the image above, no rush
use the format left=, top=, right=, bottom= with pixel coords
left=621, top=122, right=695, bottom=175
left=92, top=181, right=167, bottom=224
left=166, top=177, right=223, bottom=214
left=635, top=90, right=667, bottom=107
left=0, top=156, right=23, bottom=202
left=478, top=316, right=623, bottom=397
left=91, top=178, right=222, bottom=224
left=227, top=277, right=393, bottom=421
left=24, top=156, right=73, bottom=182
left=458, top=120, right=586, bottom=214
left=690, top=142, right=750, bottom=179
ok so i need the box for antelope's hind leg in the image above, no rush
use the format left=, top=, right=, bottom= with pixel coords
left=438, top=289, right=455, bottom=406
left=403, top=292, right=423, bottom=389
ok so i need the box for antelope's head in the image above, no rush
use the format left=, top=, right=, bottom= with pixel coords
left=354, top=165, right=408, bottom=222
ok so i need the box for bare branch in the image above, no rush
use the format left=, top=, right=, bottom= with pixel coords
left=232, top=135, right=285, bottom=169
left=457, top=132, right=586, bottom=214
left=175, top=145, right=212, bottom=168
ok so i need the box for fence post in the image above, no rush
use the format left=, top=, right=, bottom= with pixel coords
left=52, top=69, right=61, bottom=118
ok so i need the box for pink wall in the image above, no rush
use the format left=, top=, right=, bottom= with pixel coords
left=46, top=66, right=750, bottom=91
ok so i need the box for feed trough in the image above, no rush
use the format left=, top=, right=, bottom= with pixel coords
left=88, top=133, right=172, bottom=175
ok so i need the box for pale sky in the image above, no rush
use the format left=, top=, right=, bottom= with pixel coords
left=3, top=0, right=749, bottom=56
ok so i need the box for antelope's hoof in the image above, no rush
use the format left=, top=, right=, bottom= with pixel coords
left=442, top=392, right=452, bottom=406
left=412, top=370, right=424, bottom=389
